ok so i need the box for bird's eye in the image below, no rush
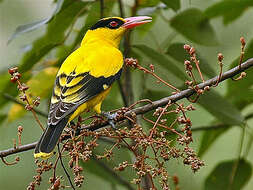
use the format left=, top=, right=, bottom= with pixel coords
left=109, top=21, right=118, bottom=28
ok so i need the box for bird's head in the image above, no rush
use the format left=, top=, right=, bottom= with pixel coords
left=82, top=16, right=152, bottom=47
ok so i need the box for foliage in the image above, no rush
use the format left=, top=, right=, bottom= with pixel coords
left=205, top=159, right=252, bottom=190
left=1, top=0, right=253, bottom=190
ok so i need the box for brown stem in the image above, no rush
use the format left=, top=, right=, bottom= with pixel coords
left=149, top=102, right=171, bottom=139
left=118, top=0, right=124, bottom=17
left=128, top=99, right=153, bottom=110
left=232, top=37, right=246, bottom=80
left=16, top=80, right=45, bottom=131
left=1, top=157, right=19, bottom=166
left=213, top=61, right=223, bottom=87
left=137, top=65, right=180, bottom=92
left=195, top=60, right=205, bottom=82
left=142, top=115, right=182, bottom=137
left=31, top=109, right=45, bottom=131
left=57, top=144, right=76, bottom=190
left=99, top=0, right=104, bottom=18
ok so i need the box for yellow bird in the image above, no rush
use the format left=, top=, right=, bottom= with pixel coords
left=34, top=16, right=152, bottom=159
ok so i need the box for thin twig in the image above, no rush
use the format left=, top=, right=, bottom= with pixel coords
left=137, top=64, right=180, bottom=92
left=213, top=53, right=224, bottom=87
left=142, top=115, right=182, bottom=137
left=118, top=0, right=124, bottom=17
left=30, top=108, right=45, bottom=131
left=99, top=0, right=104, bottom=18
left=1, top=156, right=19, bottom=166
left=128, top=99, right=153, bottom=110
left=232, top=37, right=246, bottom=80
left=122, top=0, right=139, bottom=106
left=15, top=80, right=45, bottom=131
left=149, top=102, right=171, bottom=139
left=57, top=144, right=76, bottom=190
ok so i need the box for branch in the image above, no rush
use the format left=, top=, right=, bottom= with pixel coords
left=85, top=58, right=253, bottom=131
left=0, top=142, right=37, bottom=158
left=1, top=58, right=253, bottom=158
left=191, top=112, right=253, bottom=132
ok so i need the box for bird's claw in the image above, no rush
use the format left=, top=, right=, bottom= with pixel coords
left=102, top=112, right=117, bottom=129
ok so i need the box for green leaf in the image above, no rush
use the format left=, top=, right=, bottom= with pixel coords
left=161, top=0, right=180, bottom=11
left=18, top=0, right=88, bottom=73
left=226, top=39, right=253, bottom=110
left=81, top=157, right=120, bottom=185
left=0, top=1, right=88, bottom=109
left=26, top=67, right=58, bottom=98
left=8, top=0, right=65, bottom=43
left=53, top=0, right=65, bottom=15
left=138, top=0, right=160, bottom=8
left=204, top=0, right=253, bottom=25
left=198, top=90, right=244, bottom=126
left=205, top=159, right=252, bottom=190
left=0, top=73, right=11, bottom=92
left=0, top=114, right=6, bottom=126
left=137, top=3, right=166, bottom=16
left=166, top=43, right=216, bottom=78
left=198, top=124, right=229, bottom=157
left=166, top=43, right=189, bottom=63
left=8, top=19, right=50, bottom=45
left=7, top=104, right=26, bottom=122
left=170, top=8, right=219, bottom=46
left=133, top=44, right=187, bottom=81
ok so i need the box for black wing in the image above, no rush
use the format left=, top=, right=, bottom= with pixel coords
left=48, top=69, right=122, bottom=126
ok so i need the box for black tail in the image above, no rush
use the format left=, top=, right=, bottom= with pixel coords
left=35, top=118, right=68, bottom=155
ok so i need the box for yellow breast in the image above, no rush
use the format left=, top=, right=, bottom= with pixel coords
left=68, top=87, right=112, bottom=122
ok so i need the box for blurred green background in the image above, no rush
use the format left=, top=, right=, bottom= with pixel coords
left=1, top=0, right=253, bottom=189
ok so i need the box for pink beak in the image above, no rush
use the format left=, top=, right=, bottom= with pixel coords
left=122, top=16, right=152, bottom=29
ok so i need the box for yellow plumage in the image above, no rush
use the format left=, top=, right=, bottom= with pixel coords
left=34, top=16, right=152, bottom=159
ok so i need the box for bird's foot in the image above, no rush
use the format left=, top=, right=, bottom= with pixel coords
left=102, top=112, right=117, bottom=129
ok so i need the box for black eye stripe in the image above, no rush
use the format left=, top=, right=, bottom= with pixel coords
left=90, top=18, right=125, bottom=30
